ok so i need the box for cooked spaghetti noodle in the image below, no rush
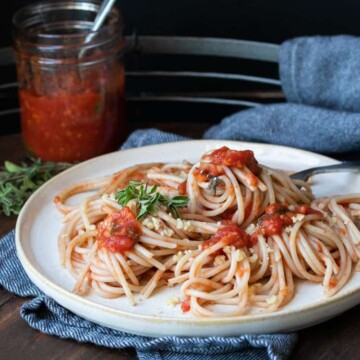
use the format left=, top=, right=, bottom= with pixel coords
left=54, top=146, right=360, bottom=317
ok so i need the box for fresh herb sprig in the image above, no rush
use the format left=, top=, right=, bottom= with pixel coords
left=115, top=180, right=189, bottom=220
left=0, top=158, right=72, bottom=216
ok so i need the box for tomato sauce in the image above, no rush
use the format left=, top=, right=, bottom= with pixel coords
left=258, top=214, right=292, bottom=236
left=193, top=168, right=210, bottom=182
left=258, top=203, right=293, bottom=237
left=97, top=207, right=141, bottom=253
left=294, top=204, right=322, bottom=216
left=178, top=180, right=187, bottom=195
left=257, top=203, right=322, bottom=237
left=19, top=60, right=126, bottom=162
left=201, top=224, right=252, bottom=252
left=222, top=208, right=237, bottom=221
left=181, top=299, right=191, bottom=312
left=201, top=146, right=261, bottom=176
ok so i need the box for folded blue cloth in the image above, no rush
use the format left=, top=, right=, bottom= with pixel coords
left=280, top=35, right=360, bottom=112
left=203, top=103, right=360, bottom=154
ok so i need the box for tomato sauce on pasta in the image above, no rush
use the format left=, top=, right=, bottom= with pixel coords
left=54, top=147, right=360, bottom=317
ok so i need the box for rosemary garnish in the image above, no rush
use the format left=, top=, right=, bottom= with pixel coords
left=115, top=180, right=189, bottom=220
left=0, top=158, right=72, bottom=216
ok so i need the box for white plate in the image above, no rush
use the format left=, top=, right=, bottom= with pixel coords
left=15, top=140, right=360, bottom=337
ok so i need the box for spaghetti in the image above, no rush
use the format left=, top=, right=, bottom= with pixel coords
left=54, top=146, right=360, bottom=317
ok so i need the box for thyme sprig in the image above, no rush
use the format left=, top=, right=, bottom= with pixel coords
left=115, top=180, right=189, bottom=220
left=0, top=158, right=72, bottom=216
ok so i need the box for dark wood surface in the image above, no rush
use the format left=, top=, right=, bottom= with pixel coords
left=1, top=131, right=360, bottom=360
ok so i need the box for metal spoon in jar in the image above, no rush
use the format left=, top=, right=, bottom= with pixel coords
left=79, top=0, right=118, bottom=58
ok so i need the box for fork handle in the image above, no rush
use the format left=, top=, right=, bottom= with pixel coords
left=290, top=160, right=360, bottom=181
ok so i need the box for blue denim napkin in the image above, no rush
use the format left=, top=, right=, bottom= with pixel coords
left=280, top=35, right=360, bottom=112
left=203, top=103, right=360, bottom=154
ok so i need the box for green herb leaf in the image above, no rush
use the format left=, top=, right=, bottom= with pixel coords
left=167, top=196, right=190, bottom=207
left=167, top=195, right=189, bottom=219
left=4, top=161, right=23, bottom=173
left=0, top=157, right=72, bottom=216
left=115, top=181, right=190, bottom=220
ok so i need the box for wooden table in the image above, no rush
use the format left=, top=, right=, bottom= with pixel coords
left=1, top=132, right=360, bottom=360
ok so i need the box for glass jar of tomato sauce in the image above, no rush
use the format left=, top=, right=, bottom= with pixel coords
left=12, top=0, right=126, bottom=162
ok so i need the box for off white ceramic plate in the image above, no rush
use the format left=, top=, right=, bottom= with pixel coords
left=15, top=140, right=360, bottom=337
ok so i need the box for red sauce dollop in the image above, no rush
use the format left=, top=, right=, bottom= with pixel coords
left=265, top=203, right=288, bottom=215
left=258, top=203, right=322, bottom=237
left=258, top=214, right=292, bottom=236
left=193, top=168, right=210, bottom=182
left=222, top=208, right=237, bottom=220
left=258, top=203, right=293, bottom=236
left=201, top=146, right=261, bottom=176
left=178, top=180, right=187, bottom=195
left=201, top=224, right=251, bottom=252
left=181, top=299, right=191, bottom=312
left=97, top=207, right=141, bottom=253
left=294, top=204, right=322, bottom=216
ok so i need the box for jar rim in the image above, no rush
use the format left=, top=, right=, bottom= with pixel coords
left=12, top=0, right=124, bottom=42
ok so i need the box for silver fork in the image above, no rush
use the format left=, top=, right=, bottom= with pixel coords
left=289, top=160, right=360, bottom=182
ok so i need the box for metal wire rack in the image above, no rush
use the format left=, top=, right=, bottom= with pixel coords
left=0, top=35, right=283, bottom=135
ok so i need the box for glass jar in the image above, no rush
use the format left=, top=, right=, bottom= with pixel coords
left=12, top=0, right=126, bottom=162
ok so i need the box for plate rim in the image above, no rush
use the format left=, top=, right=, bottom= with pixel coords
left=17, top=139, right=360, bottom=328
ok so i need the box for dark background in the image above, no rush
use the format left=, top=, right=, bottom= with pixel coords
left=2, top=0, right=360, bottom=137
left=4, top=0, right=360, bottom=46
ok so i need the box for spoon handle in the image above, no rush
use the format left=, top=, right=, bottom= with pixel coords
left=92, top=0, right=118, bottom=32
left=79, top=0, right=117, bottom=58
